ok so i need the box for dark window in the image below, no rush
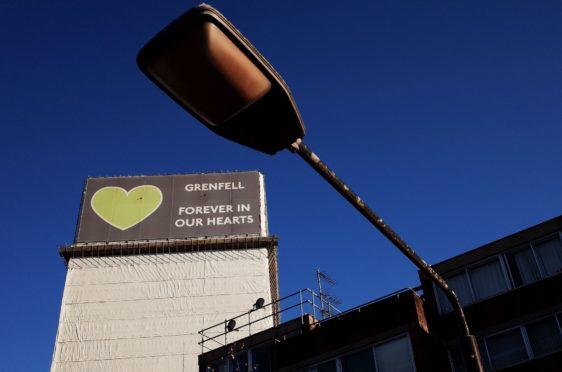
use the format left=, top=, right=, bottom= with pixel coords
left=478, top=340, right=492, bottom=372
left=437, top=272, right=474, bottom=313
left=437, top=258, right=509, bottom=314
left=505, top=234, right=562, bottom=288
left=314, top=360, right=337, bottom=372
left=341, top=348, right=375, bottom=372
left=308, top=335, right=414, bottom=372
left=250, top=346, right=271, bottom=372
left=485, top=328, right=528, bottom=370
left=469, top=259, right=509, bottom=301
left=374, top=336, right=415, bottom=372
left=505, top=248, right=541, bottom=286
left=453, top=314, right=562, bottom=371
left=207, top=359, right=228, bottom=372
left=437, top=234, right=562, bottom=315
left=449, top=342, right=491, bottom=372
left=526, top=316, right=562, bottom=357
left=534, top=236, right=562, bottom=276
left=448, top=347, right=467, bottom=372
left=229, top=351, right=248, bottom=372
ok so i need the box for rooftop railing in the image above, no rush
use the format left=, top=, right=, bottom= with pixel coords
left=198, top=288, right=341, bottom=354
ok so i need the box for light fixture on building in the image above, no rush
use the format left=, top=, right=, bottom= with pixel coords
left=254, top=298, right=265, bottom=310
left=226, top=319, right=236, bottom=332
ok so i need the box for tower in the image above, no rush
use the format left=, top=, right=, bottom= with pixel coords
left=51, top=171, right=279, bottom=371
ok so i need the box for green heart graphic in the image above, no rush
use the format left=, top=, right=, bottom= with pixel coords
left=91, top=185, right=163, bottom=230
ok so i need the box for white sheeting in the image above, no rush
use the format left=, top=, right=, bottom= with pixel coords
left=51, top=249, right=274, bottom=372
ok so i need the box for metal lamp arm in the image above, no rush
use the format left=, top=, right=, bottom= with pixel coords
left=288, top=139, right=483, bottom=372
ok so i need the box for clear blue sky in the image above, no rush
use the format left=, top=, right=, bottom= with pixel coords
left=2, top=1, right=562, bottom=369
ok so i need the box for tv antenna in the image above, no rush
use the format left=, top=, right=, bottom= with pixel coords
left=316, top=268, right=342, bottom=319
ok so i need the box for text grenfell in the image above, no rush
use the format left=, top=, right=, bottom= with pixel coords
left=184, top=182, right=245, bottom=192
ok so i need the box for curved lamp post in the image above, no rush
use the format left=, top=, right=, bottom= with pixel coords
left=137, top=5, right=483, bottom=371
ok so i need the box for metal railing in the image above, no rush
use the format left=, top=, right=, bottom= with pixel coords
left=198, top=288, right=341, bottom=354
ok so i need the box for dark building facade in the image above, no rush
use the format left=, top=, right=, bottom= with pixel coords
left=199, top=216, right=562, bottom=371
left=420, top=215, right=562, bottom=371
left=199, top=289, right=447, bottom=371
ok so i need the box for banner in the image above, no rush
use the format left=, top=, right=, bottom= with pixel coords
left=75, top=171, right=266, bottom=243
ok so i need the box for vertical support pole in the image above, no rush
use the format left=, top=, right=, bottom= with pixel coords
left=316, top=268, right=325, bottom=319
left=299, top=289, right=304, bottom=324
left=224, top=320, right=228, bottom=347
left=311, top=289, right=317, bottom=320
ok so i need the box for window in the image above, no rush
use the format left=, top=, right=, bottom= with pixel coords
left=207, top=360, right=228, bottom=372
left=506, top=234, right=562, bottom=287
left=533, top=236, right=562, bottom=276
left=374, top=336, right=415, bottom=372
left=436, top=272, right=473, bottom=314
left=436, top=258, right=510, bottom=313
left=229, top=351, right=248, bottom=372
left=485, top=328, right=528, bottom=370
left=526, top=316, right=562, bottom=357
left=505, top=248, right=541, bottom=286
left=436, top=233, right=562, bottom=314
left=205, top=351, right=248, bottom=372
left=250, top=346, right=271, bottom=372
left=448, top=347, right=466, bottom=372
left=437, top=272, right=474, bottom=313
left=341, top=348, right=375, bottom=372
left=448, top=342, right=491, bottom=372
left=308, top=334, right=415, bottom=372
left=311, top=360, right=338, bottom=372
left=454, top=313, right=562, bottom=371
left=478, top=340, right=492, bottom=372
left=469, top=260, right=509, bottom=301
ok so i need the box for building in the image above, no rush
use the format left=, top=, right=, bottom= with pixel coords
left=51, top=172, right=279, bottom=372
left=420, top=215, right=562, bottom=371
left=198, top=288, right=447, bottom=371
left=198, top=215, right=562, bottom=372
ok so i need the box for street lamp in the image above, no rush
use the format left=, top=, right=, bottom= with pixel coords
left=137, top=4, right=483, bottom=371
left=136, top=5, right=303, bottom=155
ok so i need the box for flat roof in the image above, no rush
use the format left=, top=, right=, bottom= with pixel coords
left=59, top=235, right=278, bottom=264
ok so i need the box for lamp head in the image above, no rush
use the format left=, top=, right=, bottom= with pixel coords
left=137, top=4, right=305, bottom=154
